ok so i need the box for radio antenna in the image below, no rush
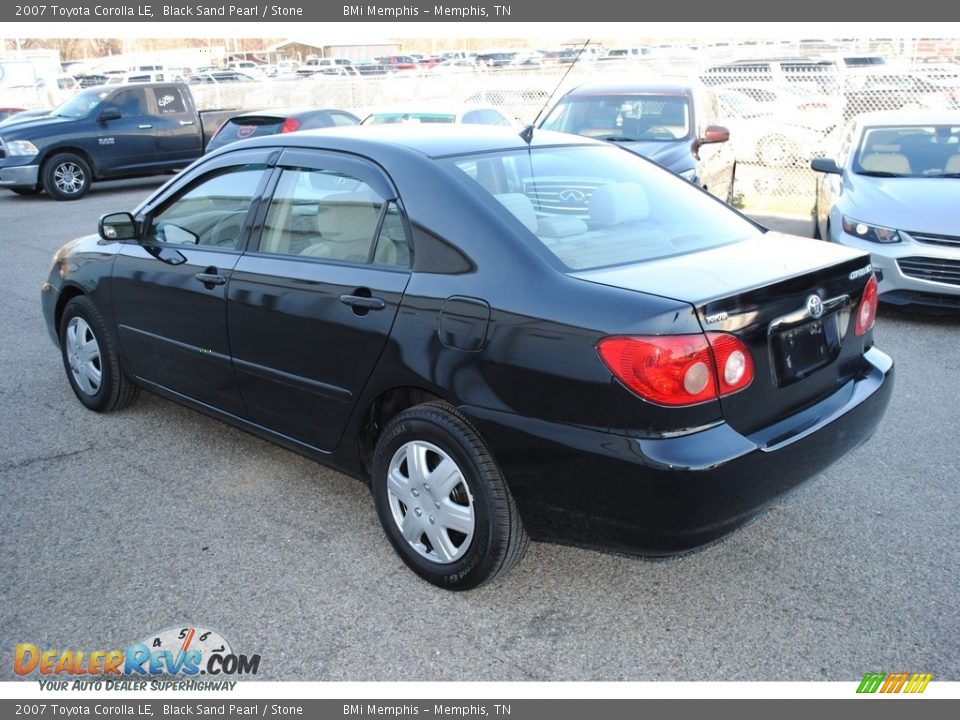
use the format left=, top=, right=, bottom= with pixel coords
left=519, top=38, right=591, bottom=144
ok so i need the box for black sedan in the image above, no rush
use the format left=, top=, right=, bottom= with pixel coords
left=41, top=126, right=893, bottom=590
left=205, top=108, right=360, bottom=152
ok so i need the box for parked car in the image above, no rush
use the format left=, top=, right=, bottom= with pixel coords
left=41, top=125, right=892, bottom=589
left=538, top=82, right=737, bottom=203
left=187, top=71, right=257, bottom=85
left=205, top=108, right=361, bottom=152
left=375, top=55, right=419, bottom=72
left=812, top=110, right=960, bottom=310
left=362, top=105, right=516, bottom=126
left=701, top=57, right=842, bottom=94
left=842, top=72, right=959, bottom=120
left=0, top=83, right=238, bottom=199
left=716, top=82, right=843, bottom=132
left=716, top=89, right=830, bottom=166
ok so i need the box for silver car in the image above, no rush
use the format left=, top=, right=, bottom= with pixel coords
left=812, top=111, right=960, bottom=310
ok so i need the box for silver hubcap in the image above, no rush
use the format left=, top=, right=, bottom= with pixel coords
left=54, top=162, right=86, bottom=194
left=65, top=317, right=102, bottom=396
left=386, top=441, right=475, bottom=564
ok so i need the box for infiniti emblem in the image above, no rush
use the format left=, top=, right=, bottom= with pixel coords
left=806, top=294, right=824, bottom=319
left=558, top=189, right=586, bottom=203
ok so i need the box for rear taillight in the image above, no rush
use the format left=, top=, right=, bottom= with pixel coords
left=597, top=333, right=754, bottom=407
left=280, top=117, right=302, bottom=133
left=706, top=332, right=755, bottom=395
left=854, top=274, right=879, bottom=336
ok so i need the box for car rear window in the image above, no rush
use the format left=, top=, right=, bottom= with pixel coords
left=442, top=145, right=759, bottom=271
left=213, top=116, right=286, bottom=144
left=365, top=113, right=456, bottom=125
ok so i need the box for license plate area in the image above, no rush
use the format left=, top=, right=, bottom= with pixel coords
left=771, top=313, right=841, bottom=386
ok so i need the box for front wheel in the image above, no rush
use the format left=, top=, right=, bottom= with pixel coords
left=59, top=296, right=138, bottom=412
left=43, top=153, right=92, bottom=200
left=371, top=401, right=528, bottom=590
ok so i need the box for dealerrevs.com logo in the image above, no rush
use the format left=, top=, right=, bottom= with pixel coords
left=856, top=672, right=933, bottom=694
left=14, top=626, right=261, bottom=690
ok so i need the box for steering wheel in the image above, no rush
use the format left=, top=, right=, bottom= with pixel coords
left=644, top=126, right=675, bottom=139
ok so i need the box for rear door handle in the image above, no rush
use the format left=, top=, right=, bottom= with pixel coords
left=195, top=272, right=227, bottom=286
left=179, top=120, right=195, bottom=126
left=339, top=294, right=386, bottom=311
left=138, top=124, right=153, bottom=129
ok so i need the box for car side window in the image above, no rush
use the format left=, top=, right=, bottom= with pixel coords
left=106, top=88, right=147, bottom=118
left=259, top=168, right=388, bottom=264
left=146, top=165, right=266, bottom=250
left=152, top=86, right=188, bottom=115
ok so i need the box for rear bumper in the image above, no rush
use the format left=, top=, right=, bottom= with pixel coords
left=0, top=163, right=40, bottom=188
left=463, top=346, right=894, bottom=555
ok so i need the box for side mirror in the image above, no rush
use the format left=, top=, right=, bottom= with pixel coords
left=701, top=125, right=730, bottom=144
left=99, top=212, right=138, bottom=241
left=97, top=107, right=121, bottom=123
left=811, top=157, right=842, bottom=174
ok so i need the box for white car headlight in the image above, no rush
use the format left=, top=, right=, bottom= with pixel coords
left=4, top=139, right=40, bottom=157
left=841, top=216, right=901, bottom=244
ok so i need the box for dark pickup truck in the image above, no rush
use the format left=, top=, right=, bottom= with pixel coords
left=0, top=83, right=236, bottom=200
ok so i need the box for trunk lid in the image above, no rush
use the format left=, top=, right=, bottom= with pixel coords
left=572, top=233, right=875, bottom=435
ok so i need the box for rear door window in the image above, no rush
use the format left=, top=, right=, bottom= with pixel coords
left=152, top=86, right=188, bottom=115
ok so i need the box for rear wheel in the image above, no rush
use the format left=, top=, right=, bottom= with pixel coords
left=371, top=401, right=528, bottom=590
left=60, top=296, right=138, bottom=412
left=43, top=153, right=92, bottom=200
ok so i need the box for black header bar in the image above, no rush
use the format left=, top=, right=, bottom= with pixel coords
left=3, top=1, right=960, bottom=22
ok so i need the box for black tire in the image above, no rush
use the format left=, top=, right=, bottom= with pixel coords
left=812, top=200, right=822, bottom=239
left=59, top=296, right=138, bottom=412
left=371, top=401, right=528, bottom=590
left=42, top=153, right=92, bottom=201
left=10, top=186, right=41, bottom=196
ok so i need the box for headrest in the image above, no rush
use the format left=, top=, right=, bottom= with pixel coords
left=494, top=193, right=538, bottom=233
left=589, top=183, right=650, bottom=225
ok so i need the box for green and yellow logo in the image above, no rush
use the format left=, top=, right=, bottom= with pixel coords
left=857, top=672, right=932, bottom=694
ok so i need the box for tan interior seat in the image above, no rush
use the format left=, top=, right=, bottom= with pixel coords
left=860, top=152, right=912, bottom=174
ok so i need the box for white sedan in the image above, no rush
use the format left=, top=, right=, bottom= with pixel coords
left=812, top=110, right=960, bottom=310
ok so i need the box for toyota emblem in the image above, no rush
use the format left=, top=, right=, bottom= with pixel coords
left=806, top=294, right=824, bottom=319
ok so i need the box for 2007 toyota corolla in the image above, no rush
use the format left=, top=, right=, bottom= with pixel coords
left=41, top=126, right=894, bottom=589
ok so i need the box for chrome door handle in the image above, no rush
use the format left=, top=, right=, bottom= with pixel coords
left=138, top=124, right=153, bottom=129
left=339, top=294, right=386, bottom=310
left=195, top=272, right=227, bottom=286
left=179, top=120, right=195, bottom=126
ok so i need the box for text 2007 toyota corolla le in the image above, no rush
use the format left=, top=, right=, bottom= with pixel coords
left=41, top=126, right=894, bottom=590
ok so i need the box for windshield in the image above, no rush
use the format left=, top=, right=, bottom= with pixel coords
left=853, top=124, right=960, bottom=177
left=441, top=145, right=759, bottom=271
left=52, top=88, right=111, bottom=118
left=541, top=94, right=692, bottom=142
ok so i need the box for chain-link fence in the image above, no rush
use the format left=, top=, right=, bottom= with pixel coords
left=13, top=39, right=958, bottom=214
left=185, top=52, right=958, bottom=214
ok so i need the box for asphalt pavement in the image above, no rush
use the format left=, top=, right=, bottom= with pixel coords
left=1, top=178, right=958, bottom=681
